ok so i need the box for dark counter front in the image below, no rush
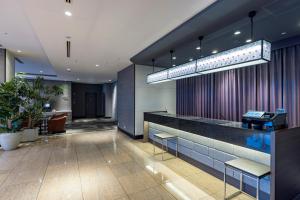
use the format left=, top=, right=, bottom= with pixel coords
left=144, top=111, right=271, bottom=153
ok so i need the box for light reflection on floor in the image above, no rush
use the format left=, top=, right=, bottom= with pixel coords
left=0, top=127, right=253, bottom=200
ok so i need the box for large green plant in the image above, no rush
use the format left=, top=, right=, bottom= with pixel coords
left=22, top=77, right=63, bottom=128
left=0, top=78, right=27, bottom=133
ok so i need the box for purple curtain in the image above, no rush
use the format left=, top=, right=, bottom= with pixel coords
left=177, top=44, right=300, bottom=127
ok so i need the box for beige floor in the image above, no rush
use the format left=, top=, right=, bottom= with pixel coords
left=0, top=128, right=253, bottom=200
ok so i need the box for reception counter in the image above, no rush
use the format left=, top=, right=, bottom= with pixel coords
left=144, top=111, right=300, bottom=200
left=144, top=111, right=271, bottom=153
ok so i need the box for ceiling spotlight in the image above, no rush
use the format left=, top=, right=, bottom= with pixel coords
left=212, top=50, right=218, bottom=54
left=281, top=32, right=287, bottom=35
left=40, top=70, right=43, bottom=73
left=108, top=80, right=112, bottom=82
left=234, top=31, right=241, bottom=35
left=76, top=78, right=80, bottom=81
left=96, top=64, right=99, bottom=67
left=246, top=39, right=252, bottom=43
left=66, top=68, right=71, bottom=72
left=172, top=56, right=176, bottom=60
left=65, top=11, right=72, bottom=16
left=189, top=58, right=193, bottom=62
left=17, top=50, right=22, bottom=53
left=196, top=46, right=201, bottom=50
left=172, top=64, right=176, bottom=67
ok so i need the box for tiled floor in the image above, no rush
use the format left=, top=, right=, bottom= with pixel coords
left=0, top=127, right=253, bottom=200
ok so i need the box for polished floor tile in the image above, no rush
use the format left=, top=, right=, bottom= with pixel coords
left=0, top=127, right=250, bottom=200
left=128, top=186, right=176, bottom=200
left=0, top=182, right=41, bottom=200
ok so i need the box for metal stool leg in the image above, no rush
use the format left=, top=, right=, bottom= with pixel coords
left=176, top=137, right=178, bottom=157
left=166, top=139, right=168, bottom=152
left=224, top=166, right=227, bottom=199
left=153, top=137, right=156, bottom=155
left=240, top=171, right=243, bottom=191
left=161, top=139, right=164, bottom=160
left=256, top=177, right=260, bottom=200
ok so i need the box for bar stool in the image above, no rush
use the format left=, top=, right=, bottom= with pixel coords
left=153, top=133, right=178, bottom=160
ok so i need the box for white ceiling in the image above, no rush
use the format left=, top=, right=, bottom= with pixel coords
left=1, top=0, right=215, bottom=83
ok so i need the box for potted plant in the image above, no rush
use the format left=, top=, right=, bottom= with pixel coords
left=21, top=77, right=63, bottom=142
left=21, top=78, right=43, bottom=142
left=0, top=78, right=27, bottom=150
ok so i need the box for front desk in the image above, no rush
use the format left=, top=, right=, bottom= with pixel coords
left=144, top=111, right=300, bottom=200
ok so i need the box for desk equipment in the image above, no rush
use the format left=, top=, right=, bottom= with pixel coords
left=242, top=109, right=287, bottom=131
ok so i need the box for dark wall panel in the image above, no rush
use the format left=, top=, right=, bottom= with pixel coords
left=271, top=127, right=300, bottom=200
left=71, top=83, right=105, bottom=118
left=177, top=44, right=300, bottom=128
left=117, top=65, right=135, bottom=136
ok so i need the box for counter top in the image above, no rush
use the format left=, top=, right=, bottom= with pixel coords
left=144, top=111, right=272, bottom=153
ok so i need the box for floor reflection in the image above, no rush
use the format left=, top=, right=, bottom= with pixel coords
left=0, top=126, right=253, bottom=200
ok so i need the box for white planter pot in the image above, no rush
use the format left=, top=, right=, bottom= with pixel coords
left=21, top=128, right=39, bottom=142
left=0, top=132, right=21, bottom=151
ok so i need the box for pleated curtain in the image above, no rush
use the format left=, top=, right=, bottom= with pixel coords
left=176, top=44, right=300, bottom=127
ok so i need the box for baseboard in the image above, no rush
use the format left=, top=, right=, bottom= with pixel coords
left=118, top=127, right=143, bottom=140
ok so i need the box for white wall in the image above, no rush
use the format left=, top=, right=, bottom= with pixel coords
left=5, top=50, right=15, bottom=81
left=112, top=82, right=117, bottom=120
left=134, top=65, right=176, bottom=136
left=103, top=84, right=112, bottom=117
left=103, top=82, right=117, bottom=120
left=42, top=80, right=72, bottom=112
left=0, top=49, right=15, bottom=83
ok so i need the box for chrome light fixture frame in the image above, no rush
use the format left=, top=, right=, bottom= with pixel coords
left=146, top=40, right=271, bottom=84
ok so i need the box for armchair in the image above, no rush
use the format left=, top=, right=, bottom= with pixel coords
left=48, top=114, right=67, bottom=133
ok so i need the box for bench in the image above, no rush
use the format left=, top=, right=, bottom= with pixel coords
left=153, top=133, right=178, bottom=160
left=224, top=158, right=270, bottom=200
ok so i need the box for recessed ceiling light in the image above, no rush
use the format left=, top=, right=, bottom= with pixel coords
left=189, top=58, right=193, bottom=62
left=65, top=11, right=72, bottom=16
left=172, top=64, right=176, bottom=67
left=281, top=32, right=287, bottom=35
left=212, top=50, right=218, bottom=54
left=66, top=68, right=71, bottom=72
left=234, top=31, right=241, bottom=35
left=172, top=56, right=176, bottom=60
left=40, top=70, right=43, bottom=73
left=76, top=78, right=80, bottom=81
left=17, top=50, right=22, bottom=53
left=95, top=64, right=99, bottom=67
left=108, top=80, right=112, bottom=82
left=196, top=46, right=201, bottom=50
left=246, top=39, right=252, bottom=43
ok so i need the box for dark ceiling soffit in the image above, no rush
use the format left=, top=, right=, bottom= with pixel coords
left=272, top=35, right=300, bottom=50
left=15, top=57, right=23, bottom=64
left=130, top=0, right=272, bottom=64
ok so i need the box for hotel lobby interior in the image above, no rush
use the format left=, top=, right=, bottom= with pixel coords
left=1, top=0, right=300, bottom=200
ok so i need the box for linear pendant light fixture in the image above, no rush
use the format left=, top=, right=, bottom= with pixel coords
left=147, top=11, right=271, bottom=84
